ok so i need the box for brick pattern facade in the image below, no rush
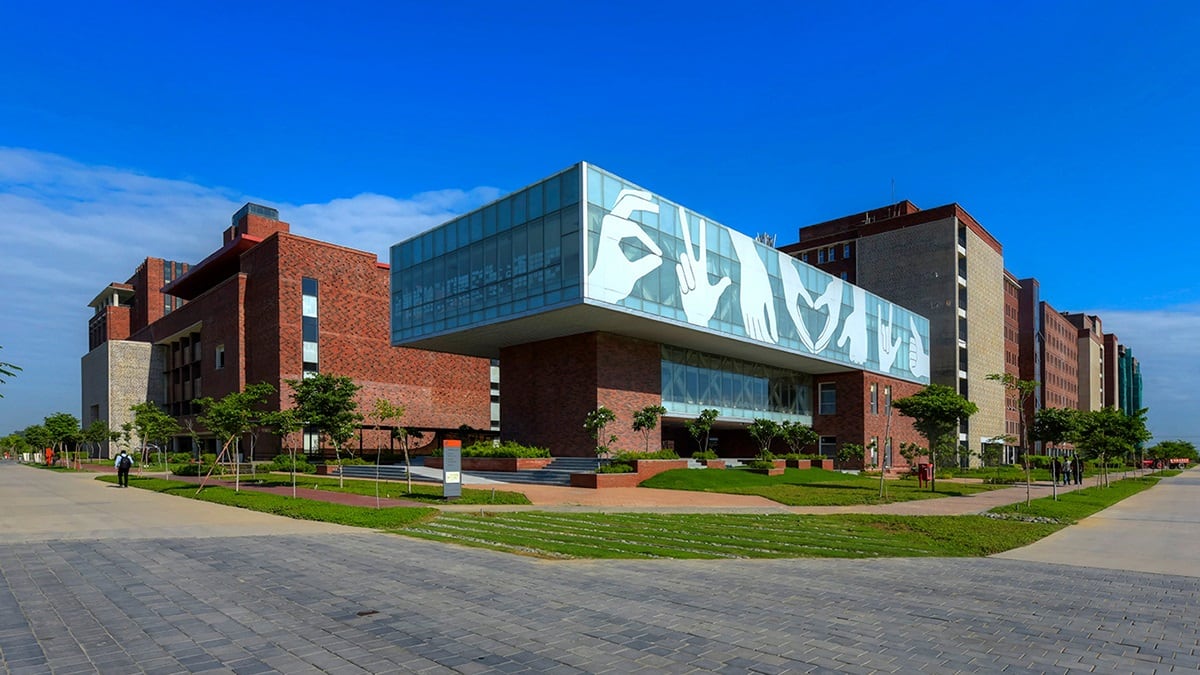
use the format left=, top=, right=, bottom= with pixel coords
left=501, top=332, right=660, bottom=457
left=87, top=207, right=490, bottom=459
left=812, top=371, right=924, bottom=469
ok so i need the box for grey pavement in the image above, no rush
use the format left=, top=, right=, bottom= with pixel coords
left=2, top=461, right=1199, bottom=674
left=996, top=467, right=1200, bottom=577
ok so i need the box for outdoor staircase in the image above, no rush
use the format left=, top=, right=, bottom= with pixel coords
left=335, top=456, right=601, bottom=487
left=463, top=457, right=600, bottom=486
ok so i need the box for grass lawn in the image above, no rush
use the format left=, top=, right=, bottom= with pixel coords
left=94, top=469, right=1172, bottom=561
left=989, top=471, right=1174, bottom=521
left=640, top=467, right=1001, bottom=506
left=235, top=473, right=532, bottom=505
left=98, top=475, right=437, bottom=528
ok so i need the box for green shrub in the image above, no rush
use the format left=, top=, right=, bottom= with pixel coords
left=746, top=459, right=777, bottom=470
left=431, top=441, right=551, bottom=459
left=268, top=453, right=316, bottom=474
left=612, top=449, right=679, bottom=462
left=784, top=453, right=824, bottom=461
left=169, top=452, right=192, bottom=464
left=171, top=462, right=226, bottom=477
left=328, top=456, right=370, bottom=466
left=691, top=449, right=719, bottom=460
left=200, top=453, right=218, bottom=465
left=597, top=463, right=634, bottom=474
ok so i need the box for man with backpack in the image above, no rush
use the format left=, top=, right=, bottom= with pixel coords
left=114, top=450, right=133, bottom=488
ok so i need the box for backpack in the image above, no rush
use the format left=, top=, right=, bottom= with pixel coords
left=119, top=455, right=132, bottom=470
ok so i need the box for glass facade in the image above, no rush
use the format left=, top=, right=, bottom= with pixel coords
left=392, top=166, right=582, bottom=341
left=661, top=346, right=812, bottom=424
left=391, top=162, right=931, bottom=385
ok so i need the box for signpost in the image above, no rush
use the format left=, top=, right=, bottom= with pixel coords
left=442, top=439, right=462, bottom=500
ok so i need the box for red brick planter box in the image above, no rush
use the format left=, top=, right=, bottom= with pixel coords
left=703, top=460, right=725, bottom=469
left=813, top=459, right=834, bottom=470
left=424, top=457, right=553, bottom=472
left=571, top=459, right=688, bottom=489
left=787, top=459, right=812, bottom=469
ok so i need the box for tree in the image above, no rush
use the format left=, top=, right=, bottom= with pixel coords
left=746, top=418, right=781, bottom=459
left=261, top=408, right=303, bottom=498
left=1073, top=407, right=1151, bottom=487
left=1147, top=440, right=1198, bottom=468
left=0, top=346, right=19, bottom=397
left=288, top=374, right=363, bottom=488
left=196, top=383, right=275, bottom=491
left=81, top=420, right=114, bottom=462
left=584, top=406, right=618, bottom=460
left=631, top=405, right=667, bottom=453
left=686, top=408, right=720, bottom=457
left=893, top=384, right=978, bottom=491
left=780, top=421, right=818, bottom=456
left=1032, top=407, right=1078, bottom=455
left=130, top=402, right=180, bottom=478
left=987, top=373, right=1039, bottom=505
left=22, top=424, right=53, bottom=461
left=837, top=442, right=864, bottom=469
left=371, top=399, right=406, bottom=503
left=43, top=412, right=81, bottom=468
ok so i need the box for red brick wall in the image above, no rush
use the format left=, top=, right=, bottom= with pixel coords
left=812, top=371, right=923, bottom=468
left=501, top=332, right=660, bottom=457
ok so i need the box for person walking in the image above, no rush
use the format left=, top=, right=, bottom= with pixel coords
left=114, top=449, right=132, bottom=488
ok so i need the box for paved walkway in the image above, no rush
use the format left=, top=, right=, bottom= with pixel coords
left=2, top=460, right=1199, bottom=673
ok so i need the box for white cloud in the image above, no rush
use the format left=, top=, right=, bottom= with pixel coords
left=0, top=147, right=498, bottom=432
left=1092, top=306, right=1200, bottom=445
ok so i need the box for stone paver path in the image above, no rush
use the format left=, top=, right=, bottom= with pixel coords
left=3, top=462, right=1198, bottom=674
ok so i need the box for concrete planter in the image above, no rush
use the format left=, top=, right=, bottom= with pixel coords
left=424, top=457, right=553, bottom=472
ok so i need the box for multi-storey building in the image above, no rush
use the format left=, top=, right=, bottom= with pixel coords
left=1117, top=344, right=1143, bottom=416
left=784, top=201, right=1006, bottom=463
left=392, top=163, right=928, bottom=464
left=82, top=203, right=492, bottom=458
left=1063, top=312, right=1106, bottom=411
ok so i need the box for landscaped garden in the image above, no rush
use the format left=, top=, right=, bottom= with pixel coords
left=639, top=466, right=1003, bottom=505
left=94, top=470, right=1174, bottom=560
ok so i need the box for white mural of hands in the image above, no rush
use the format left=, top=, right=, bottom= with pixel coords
left=779, top=256, right=842, bottom=353
left=877, top=304, right=903, bottom=372
left=909, top=316, right=930, bottom=379
left=836, top=286, right=868, bottom=364
left=587, top=189, right=663, bottom=305
left=729, top=231, right=778, bottom=344
left=674, top=209, right=731, bottom=326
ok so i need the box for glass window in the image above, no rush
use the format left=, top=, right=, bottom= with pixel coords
left=303, top=316, right=318, bottom=342
left=843, top=243, right=851, bottom=259
left=528, top=182, right=543, bottom=219
left=827, top=246, right=836, bottom=261
left=818, top=382, right=836, bottom=415
left=483, top=204, right=497, bottom=237
left=511, top=190, right=526, bottom=224
left=884, top=385, right=893, bottom=414
left=819, top=436, right=837, bottom=458
left=870, top=383, right=878, bottom=414
left=562, top=166, right=580, bottom=206
left=302, top=296, right=317, bottom=318
left=817, top=249, right=826, bottom=263
left=545, top=174, right=561, bottom=212
left=302, top=277, right=318, bottom=296
left=801, top=252, right=808, bottom=262
left=214, top=344, right=225, bottom=370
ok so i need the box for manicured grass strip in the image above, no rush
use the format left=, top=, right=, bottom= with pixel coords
left=640, top=467, right=1000, bottom=506
left=200, top=472, right=530, bottom=505
left=401, top=511, right=1062, bottom=559
left=989, top=472, right=1169, bottom=522
left=98, top=475, right=436, bottom=528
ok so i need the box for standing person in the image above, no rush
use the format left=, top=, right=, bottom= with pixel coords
left=1062, top=457, right=1070, bottom=486
left=114, top=449, right=132, bottom=488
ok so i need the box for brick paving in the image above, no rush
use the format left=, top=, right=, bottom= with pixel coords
left=3, top=462, right=1198, bottom=673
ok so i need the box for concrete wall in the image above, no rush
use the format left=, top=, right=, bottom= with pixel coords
left=80, top=340, right=162, bottom=458
left=964, top=223, right=1005, bottom=458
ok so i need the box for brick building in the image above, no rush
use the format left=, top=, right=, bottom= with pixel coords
left=81, top=203, right=491, bottom=458
left=783, top=201, right=1006, bottom=464
left=392, top=164, right=927, bottom=466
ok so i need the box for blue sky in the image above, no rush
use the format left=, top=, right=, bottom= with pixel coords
left=1, top=1, right=1196, bottom=443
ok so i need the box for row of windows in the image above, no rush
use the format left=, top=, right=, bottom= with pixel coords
left=400, top=167, right=581, bottom=268
left=303, top=277, right=319, bottom=377
left=661, top=346, right=812, bottom=418
left=797, top=243, right=853, bottom=264
left=817, top=381, right=894, bottom=416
